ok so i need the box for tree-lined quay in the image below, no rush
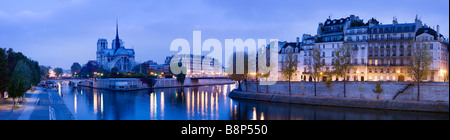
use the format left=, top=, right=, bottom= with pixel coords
left=1, top=48, right=42, bottom=109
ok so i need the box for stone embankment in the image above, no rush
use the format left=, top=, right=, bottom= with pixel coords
left=230, top=81, right=449, bottom=112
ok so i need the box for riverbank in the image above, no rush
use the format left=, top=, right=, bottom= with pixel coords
left=0, top=87, right=74, bottom=120
left=229, top=90, right=449, bottom=113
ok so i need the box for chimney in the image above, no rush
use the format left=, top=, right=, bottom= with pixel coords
left=296, top=37, right=300, bottom=47
left=437, top=25, right=440, bottom=37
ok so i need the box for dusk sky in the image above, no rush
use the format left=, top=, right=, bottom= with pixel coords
left=0, top=0, right=448, bottom=69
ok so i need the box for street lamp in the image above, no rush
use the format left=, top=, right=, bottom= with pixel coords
left=440, top=69, right=447, bottom=82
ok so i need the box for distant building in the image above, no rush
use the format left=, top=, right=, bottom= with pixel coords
left=166, top=54, right=223, bottom=77
left=96, top=21, right=135, bottom=72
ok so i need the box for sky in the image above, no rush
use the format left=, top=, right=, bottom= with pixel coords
left=0, top=0, right=448, bottom=69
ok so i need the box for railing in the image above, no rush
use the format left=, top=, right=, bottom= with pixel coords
left=392, top=83, right=413, bottom=100
left=368, top=37, right=414, bottom=41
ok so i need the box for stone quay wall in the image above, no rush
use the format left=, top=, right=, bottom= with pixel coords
left=153, top=78, right=235, bottom=88
left=241, top=81, right=449, bottom=102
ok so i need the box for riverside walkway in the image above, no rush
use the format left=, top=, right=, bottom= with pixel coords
left=0, top=87, right=74, bottom=120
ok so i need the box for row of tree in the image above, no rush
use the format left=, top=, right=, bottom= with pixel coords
left=228, top=41, right=433, bottom=100
left=0, top=48, right=43, bottom=107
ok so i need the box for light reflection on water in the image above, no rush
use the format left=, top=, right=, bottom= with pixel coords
left=58, top=84, right=448, bottom=120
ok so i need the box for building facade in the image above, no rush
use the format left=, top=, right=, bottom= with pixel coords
left=275, top=15, right=449, bottom=82
left=167, top=54, right=224, bottom=77
left=96, top=22, right=135, bottom=72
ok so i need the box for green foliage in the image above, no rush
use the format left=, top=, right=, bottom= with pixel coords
left=367, top=18, right=380, bottom=25
left=358, top=84, right=364, bottom=91
left=39, top=65, right=50, bottom=79
left=0, top=48, right=9, bottom=93
left=71, top=62, right=82, bottom=75
left=5, top=48, right=42, bottom=87
left=169, top=62, right=187, bottom=85
left=373, top=81, right=383, bottom=94
left=351, top=20, right=365, bottom=27
left=7, top=60, right=31, bottom=99
left=229, top=74, right=245, bottom=90
left=53, top=67, right=63, bottom=77
left=325, top=80, right=332, bottom=88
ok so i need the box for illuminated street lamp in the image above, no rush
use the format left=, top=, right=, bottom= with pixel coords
left=440, top=69, right=447, bottom=82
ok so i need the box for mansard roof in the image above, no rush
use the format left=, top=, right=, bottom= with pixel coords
left=279, top=42, right=300, bottom=53
left=324, top=17, right=349, bottom=26
left=416, top=27, right=439, bottom=39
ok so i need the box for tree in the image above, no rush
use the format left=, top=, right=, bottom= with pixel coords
left=79, top=61, right=99, bottom=78
left=39, top=65, right=50, bottom=79
left=71, top=62, right=82, bottom=77
left=309, top=46, right=324, bottom=96
left=351, top=20, right=365, bottom=27
left=229, top=74, right=245, bottom=91
left=7, top=60, right=31, bottom=109
left=408, top=42, right=432, bottom=101
left=132, top=63, right=150, bottom=74
left=332, top=44, right=352, bottom=97
left=373, top=81, right=383, bottom=99
left=367, top=18, right=380, bottom=26
left=53, top=67, right=63, bottom=78
left=281, top=52, right=298, bottom=95
left=0, top=48, right=9, bottom=99
left=169, top=62, right=187, bottom=85
left=227, top=51, right=254, bottom=91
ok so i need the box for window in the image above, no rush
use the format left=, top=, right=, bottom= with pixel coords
left=323, top=52, right=325, bottom=57
left=361, top=59, right=365, bottom=65
left=430, top=43, right=434, bottom=49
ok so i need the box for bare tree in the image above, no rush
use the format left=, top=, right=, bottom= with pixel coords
left=408, top=42, right=432, bottom=101
left=281, top=52, right=298, bottom=95
left=332, top=44, right=353, bottom=97
left=310, top=47, right=324, bottom=96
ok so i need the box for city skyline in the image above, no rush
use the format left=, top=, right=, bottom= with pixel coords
left=0, top=0, right=448, bottom=69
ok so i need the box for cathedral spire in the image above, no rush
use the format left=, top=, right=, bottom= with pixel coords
left=116, top=18, right=119, bottom=40
left=114, top=18, right=121, bottom=52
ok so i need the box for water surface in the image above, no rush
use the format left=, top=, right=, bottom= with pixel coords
left=57, top=84, right=448, bottom=120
